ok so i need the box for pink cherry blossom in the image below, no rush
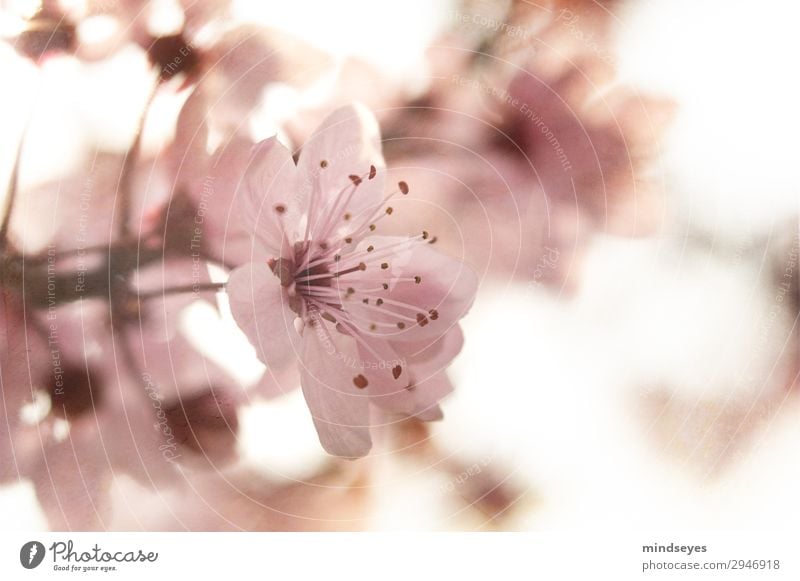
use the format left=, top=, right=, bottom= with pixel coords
left=0, top=240, right=244, bottom=529
left=227, top=104, right=478, bottom=458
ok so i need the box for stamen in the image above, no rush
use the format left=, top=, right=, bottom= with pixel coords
left=300, top=166, right=373, bottom=268
left=334, top=297, right=418, bottom=329
left=337, top=263, right=367, bottom=276
left=392, top=365, right=402, bottom=379
left=327, top=236, right=421, bottom=268
left=293, top=262, right=365, bottom=284
left=363, top=295, right=432, bottom=315
left=313, top=167, right=374, bottom=244
left=265, top=203, right=294, bottom=255
left=328, top=277, right=418, bottom=287
left=281, top=166, right=440, bottom=350
left=353, top=374, right=368, bottom=389
left=322, top=309, right=402, bottom=357
left=328, top=174, right=414, bottom=250
left=301, top=165, right=326, bottom=256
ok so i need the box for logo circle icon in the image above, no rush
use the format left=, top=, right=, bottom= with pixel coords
left=20, top=541, right=46, bottom=569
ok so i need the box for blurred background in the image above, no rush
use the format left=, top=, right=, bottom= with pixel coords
left=0, top=0, right=798, bottom=531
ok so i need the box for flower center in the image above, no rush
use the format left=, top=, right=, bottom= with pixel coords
left=269, top=164, right=440, bottom=344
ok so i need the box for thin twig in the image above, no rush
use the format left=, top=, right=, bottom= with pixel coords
left=137, top=281, right=227, bottom=300
left=115, top=75, right=161, bottom=239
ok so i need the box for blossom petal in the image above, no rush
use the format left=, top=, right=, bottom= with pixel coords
left=299, top=323, right=371, bottom=458
left=253, top=362, right=301, bottom=400
left=361, top=325, right=464, bottom=421
left=297, top=103, right=386, bottom=236
left=411, top=372, right=454, bottom=421
left=355, top=332, right=460, bottom=418
left=398, top=328, right=462, bottom=420
left=239, top=137, right=303, bottom=255
left=387, top=243, right=477, bottom=342
left=179, top=133, right=271, bottom=267
left=227, top=262, right=301, bottom=372
left=355, top=339, right=415, bottom=415
left=337, top=236, right=478, bottom=343
left=392, top=325, right=465, bottom=382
